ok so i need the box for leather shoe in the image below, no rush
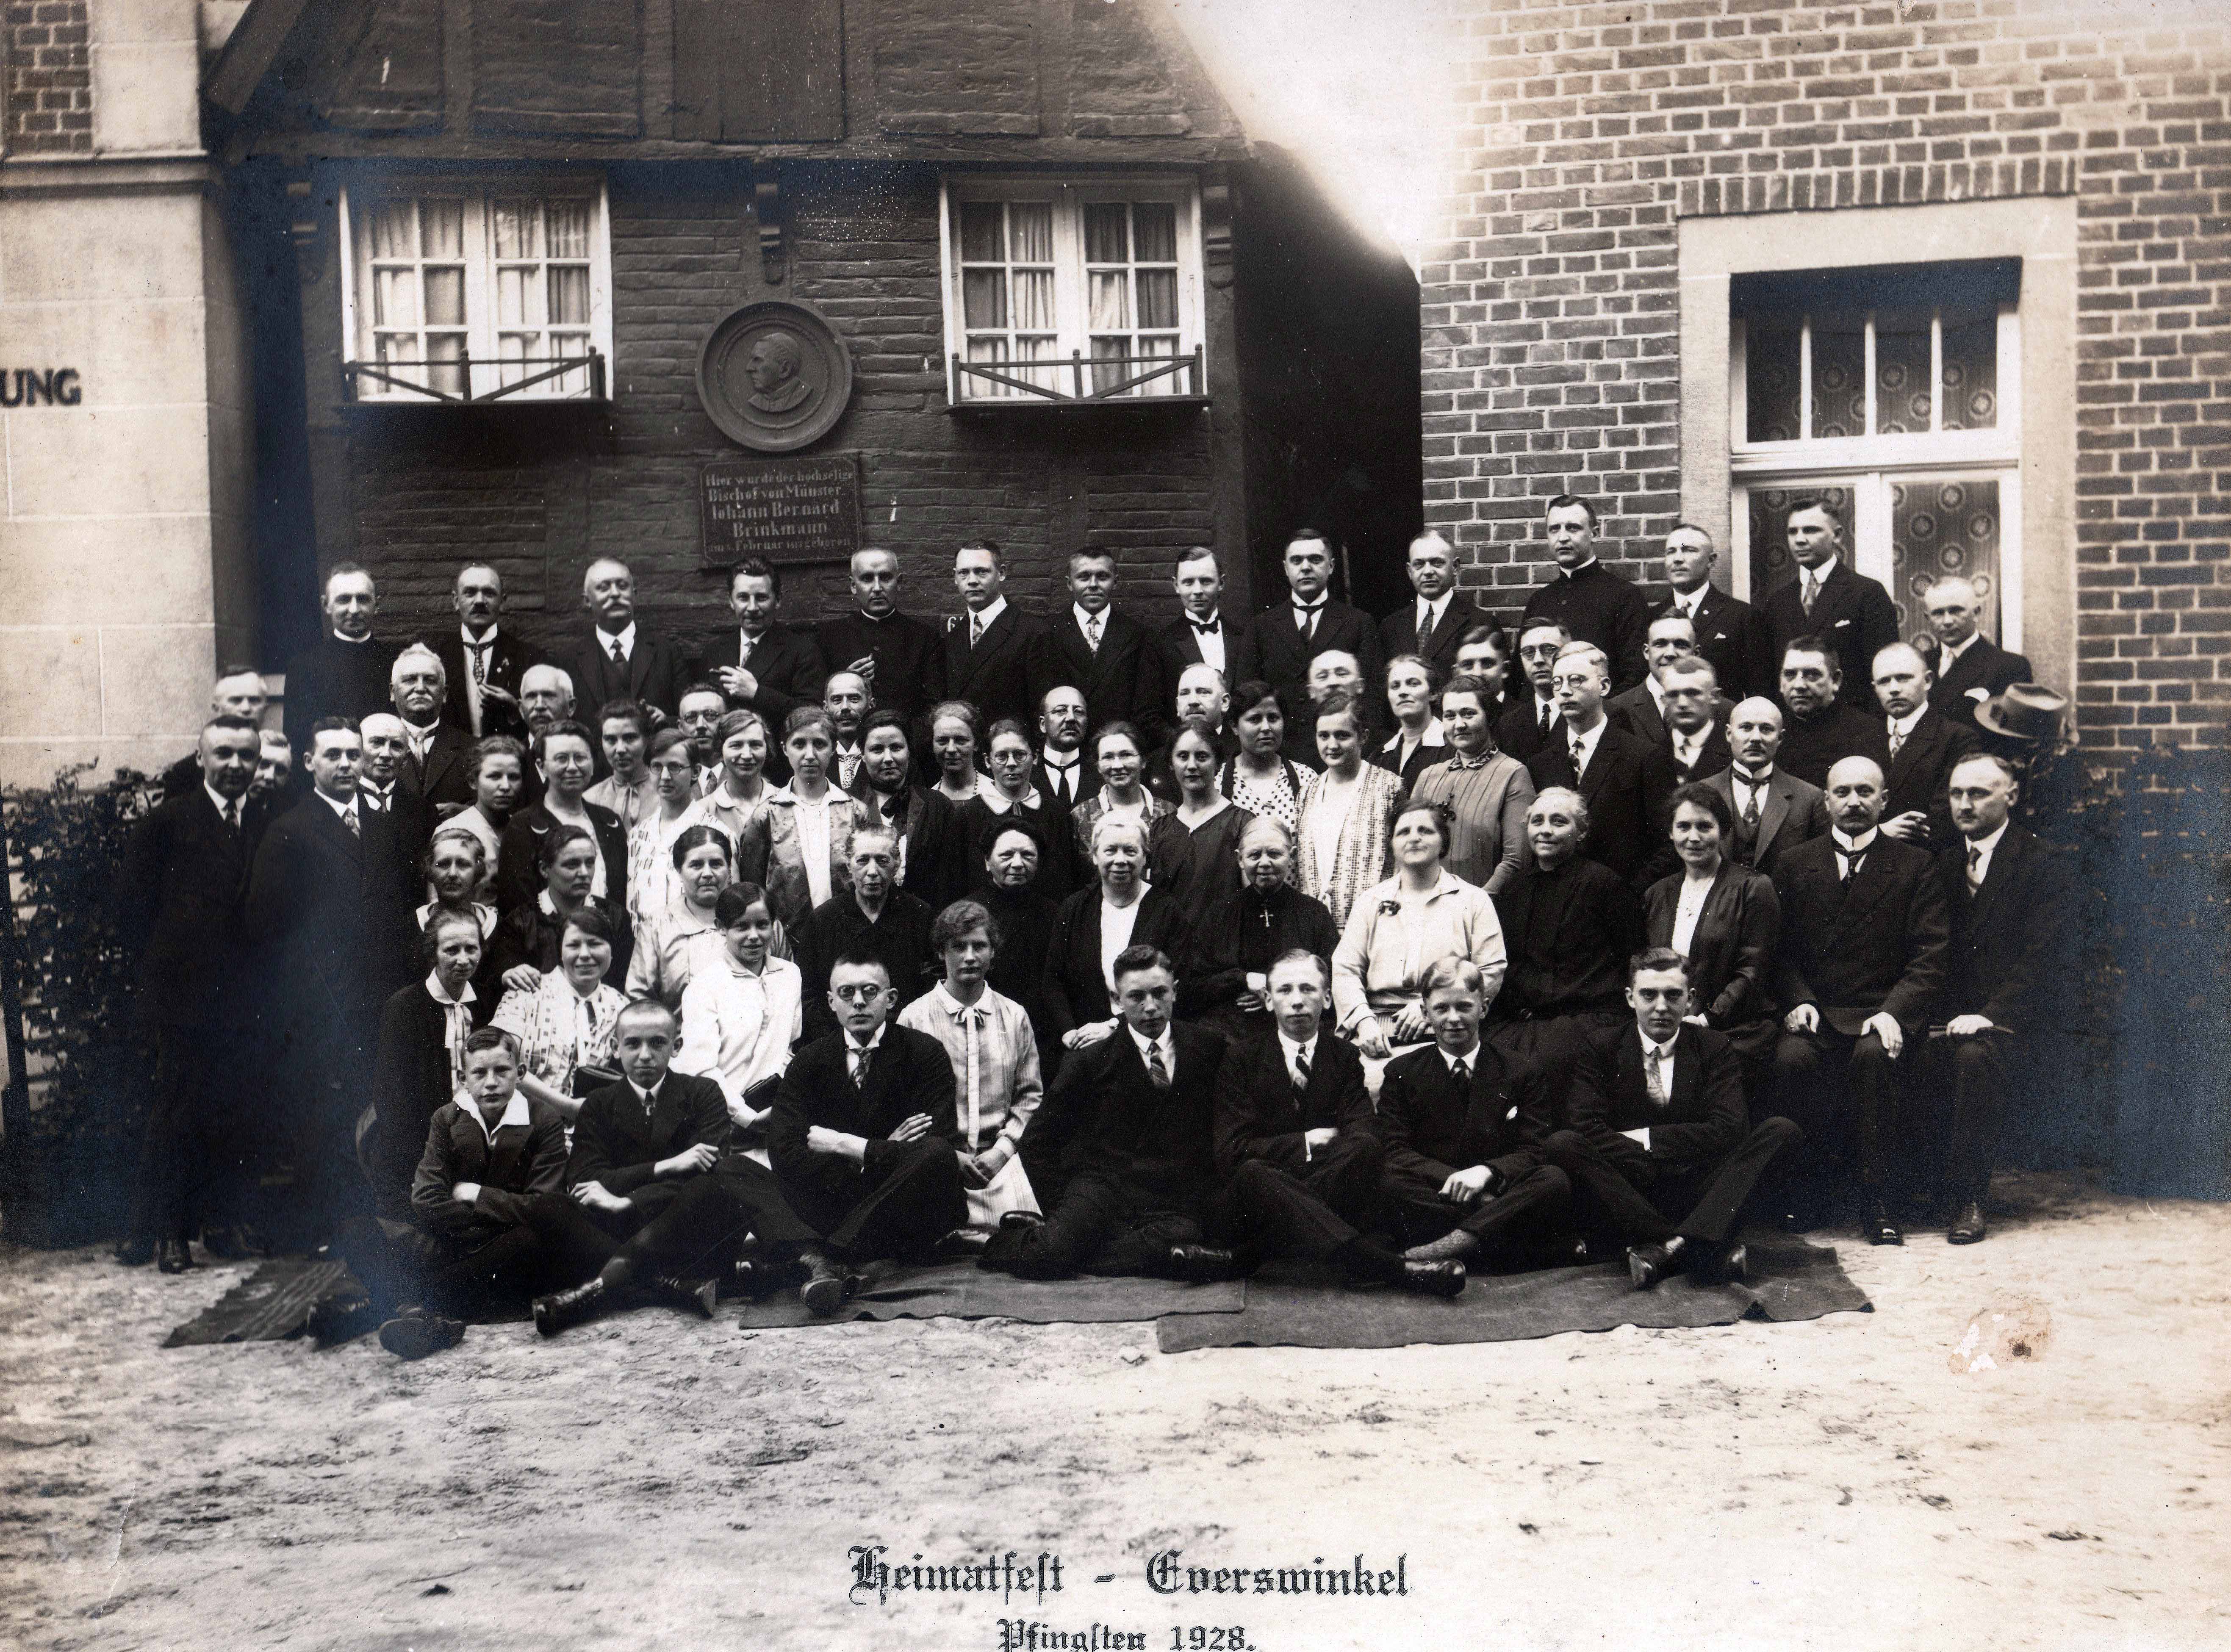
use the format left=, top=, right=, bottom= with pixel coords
left=1626, top=1242, right=1679, bottom=1291
left=156, top=1237, right=195, bottom=1275
left=1948, top=1200, right=1987, bottom=1245
left=1697, top=1242, right=1749, bottom=1286
left=114, top=1236, right=155, bottom=1268
left=1398, top=1260, right=1466, bottom=1298
left=998, top=1209, right=1045, bottom=1231
left=729, top=1256, right=801, bottom=1300
left=1862, top=1196, right=1903, bottom=1246
left=532, top=1278, right=608, bottom=1337
left=1167, top=1245, right=1242, bottom=1283
left=377, top=1308, right=466, bottom=1361
left=800, top=1251, right=849, bottom=1317
left=307, top=1291, right=380, bottom=1347
left=933, top=1226, right=995, bottom=1260
left=648, top=1273, right=718, bottom=1319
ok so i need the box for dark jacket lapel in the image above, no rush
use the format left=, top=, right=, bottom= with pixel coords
left=1830, top=838, right=1897, bottom=933
left=1969, top=824, right=2027, bottom=931
left=1754, top=775, right=1794, bottom=856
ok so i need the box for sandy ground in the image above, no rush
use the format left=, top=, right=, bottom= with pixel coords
left=0, top=1171, right=2224, bottom=1652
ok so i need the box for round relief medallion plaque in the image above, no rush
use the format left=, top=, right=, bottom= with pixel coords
left=695, top=299, right=853, bottom=453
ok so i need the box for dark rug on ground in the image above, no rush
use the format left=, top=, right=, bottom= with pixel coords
left=161, top=1258, right=355, bottom=1347
left=733, top=1258, right=1246, bottom=1328
left=1155, top=1236, right=1872, bottom=1353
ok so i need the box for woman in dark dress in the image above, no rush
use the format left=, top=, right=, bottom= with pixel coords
left=1146, top=717, right=1254, bottom=912
left=1643, top=782, right=1783, bottom=1088
left=976, top=818, right=1063, bottom=1084
left=1040, top=815, right=1188, bottom=1053
left=1181, top=815, right=1341, bottom=1041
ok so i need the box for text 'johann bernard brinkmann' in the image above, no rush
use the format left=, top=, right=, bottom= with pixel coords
left=845, top=1547, right=1410, bottom=1606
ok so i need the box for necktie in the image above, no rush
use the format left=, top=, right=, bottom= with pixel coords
left=342, top=807, right=360, bottom=839
left=1840, top=846, right=1865, bottom=884
left=1539, top=700, right=1555, bottom=738
left=576, top=995, right=597, bottom=1067
left=609, top=635, right=625, bottom=665
left=849, top=1045, right=869, bottom=1088
left=955, top=1004, right=981, bottom=1152
left=1416, top=603, right=1437, bottom=652
left=1570, top=735, right=1585, bottom=774
left=467, top=639, right=491, bottom=689
left=1085, top=613, right=1103, bottom=653
left=1296, top=604, right=1319, bottom=640
left=1049, top=763, right=1073, bottom=806
left=444, top=997, right=471, bottom=1087
left=1741, top=782, right=1762, bottom=832
left=1800, top=570, right=1819, bottom=615
left=222, top=799, right=241, bottom=834
left=1967, top=843, right=1983, bottom=891
left=1645, top=1045, right=1669, bottom=1109
left=969, top=613, right=984, bottom=647
left=1146, top=1039, right=1170, bottom=1089
left=1451, top=1057, right=1470, bottom=1089
left=1292, top=1046, right=1311, bottom=1094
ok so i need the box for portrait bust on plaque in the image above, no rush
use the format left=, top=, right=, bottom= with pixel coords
left=695, top=299, right=853, bottom=452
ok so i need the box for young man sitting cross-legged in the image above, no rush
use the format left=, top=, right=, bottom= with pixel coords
left=1211, top=949, right=1464, bottom=1297
left=527, top=997, right=818, bottom=1334
left=1544, top=949, right=1803, bottom=1289
left=331, top=1026, right=569, bottom=1359
left=1373, top=956, right=1573, bottom=1268
left=979, top=945, right=1237, bottom=1283
left=766, top=951, right=970, bottom=1314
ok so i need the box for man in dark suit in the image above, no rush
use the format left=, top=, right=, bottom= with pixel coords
left=1610, top=618, right=1735, bottom=752
left=1659, top=656, right=1735, bottom=787
left=1375, top=956, right=1573, bottom=1267
left=1032, top=547, right=1174, bottom=752
left=1771, top=756, right=1951, bottom=1243
left=353, top=713, right=427, bottom=872
left=1379, top=529, right=1481, bottom=691
left=1144, top=664, right=1239, bottom=805
left=1211, top=951, right=1464, bottom=1295
left=1030, top=685, right=1097, bottom=815
left=432, top=562, right=543, bottom=740
left=768, top=952, right=969, bottom=1307
left=1927, top=754, right=2073, bottom=1244
left=1775, top=638, right=1884, bottom=790
left=247, top=717, right=415, bottom=1240
left=984, top=945, right=1233, bottom=1280
left=557, top=557, right=691, bottom=732
left=710, top=557, right=828, bottom=783
left=818, top=547, right=944, bottom=732
left=113, top=716, right=269, bottom=1272
left=1544, top=950, right=1802, bottom=1286
left=1520, top=495, right=1650, bottom=695
left=1524, top=643, right=1675, bottom=884
left=1159, top=545, right=1244, bottom=687
left=1452, top=624, right=1514, bottom=722
left=1923, top=576, right=2032, bottom=734
left=940, top=541, right=1051, bottom=735
left=281, top=563, right=398, bottom=763
left=1231, top=528, right=1384, bottom=717
left=526, top=999, right=820, bottom=1333
left=1704, top=698, right=1832, bottom=877
left=792, top=826, right=938, bottom=1043
left=389, top=643, right=474, bottom=824
left=1872, top=642, right=1980, bottom=855
left=157, top=668, right=270, bottom=799
left=1761, top=499, right=1899, bottom=712
left=1652, top=522, right=1773, bottom=700
left=1495, top=620, right=1569, bottom=765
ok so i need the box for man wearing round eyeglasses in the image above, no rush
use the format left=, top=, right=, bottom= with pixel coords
left=767, top=951, right=968, bottom=1313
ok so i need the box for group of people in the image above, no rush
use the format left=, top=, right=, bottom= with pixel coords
left=111, top=493, right=2073, bottom=1361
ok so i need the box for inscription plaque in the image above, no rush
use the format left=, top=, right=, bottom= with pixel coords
left=699, top=452, right=862, bottom=568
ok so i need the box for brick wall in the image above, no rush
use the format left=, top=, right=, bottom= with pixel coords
left=4, top=0, right=91, bottom=154
left=342, top=164, right=1225, bottom=660
left=1423, top=0, right=2231, bottom=756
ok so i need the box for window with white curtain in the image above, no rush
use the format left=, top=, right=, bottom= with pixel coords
left=1729, top=259, right=2023, bottom=646
left=341, top=179, right=613, bottom=401
left=941, top=179, right=1204, bottom=403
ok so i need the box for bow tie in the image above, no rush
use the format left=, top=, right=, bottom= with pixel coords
left=1189, top=618, right=1220, bottom=635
